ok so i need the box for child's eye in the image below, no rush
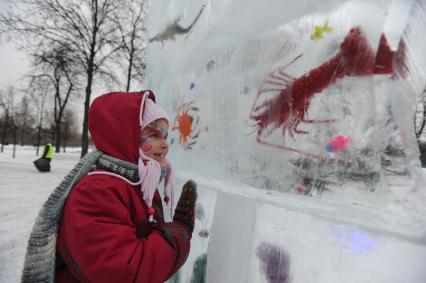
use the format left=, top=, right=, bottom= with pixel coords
left=142, top=126, right=168, bottom=140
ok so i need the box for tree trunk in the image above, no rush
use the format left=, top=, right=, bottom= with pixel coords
left=1, top=114, right=8, bottom=153
left=55, top=120, right=62, bottom=153
left=81, top=13, right=98, bottom=158
left=126, top=55, right=133, bottom=92
left=12, top=126, right=17, bottom=158
left=20, top=130, right=24, bottom=146
left=62, top=122, right=68, bottom=153
left=0, top=135, right=5, bottom=153
left=55, top=108, right=65, bottom=154
left=81, top=66, right=94, bottom=158
left=36, top=125, right=42, bottom=156
left=20, top=117, right=27, bottom=146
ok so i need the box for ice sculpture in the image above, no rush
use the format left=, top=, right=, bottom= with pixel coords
left=147, top=0, right=425, bottom=195
left=147, top=1, right=426, bottom=282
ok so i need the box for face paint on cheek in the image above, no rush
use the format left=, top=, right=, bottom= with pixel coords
left=141, top=142, right=154, bottom=154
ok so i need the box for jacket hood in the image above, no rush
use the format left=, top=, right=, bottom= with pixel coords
left=88, top=91, right=156, bottom=164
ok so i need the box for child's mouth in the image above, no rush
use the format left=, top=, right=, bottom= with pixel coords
left=154, top=153, right=165, bottom=158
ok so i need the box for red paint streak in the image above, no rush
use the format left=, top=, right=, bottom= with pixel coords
left=373, top=34, right=394, bottom=74
left=250, top=27, right=401, bottom=157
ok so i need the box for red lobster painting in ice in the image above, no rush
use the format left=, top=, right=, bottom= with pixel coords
left=249, top=26, right=404, bottom=154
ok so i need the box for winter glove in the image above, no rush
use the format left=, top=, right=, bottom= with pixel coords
left=173, top=180, right=197, bottom=233
left=136, top=220, right=157, bottom=238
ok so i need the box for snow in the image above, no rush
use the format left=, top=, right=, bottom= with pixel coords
left=0, top=146, right=80, bottom=282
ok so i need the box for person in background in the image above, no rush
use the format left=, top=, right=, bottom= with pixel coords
left=22, top=91, right=197, bottom=283
left=41, top=138, right=54, bottom=163
left=33, top=138, right=54, bottom=172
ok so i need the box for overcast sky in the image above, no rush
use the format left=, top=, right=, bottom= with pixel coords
left=0, top=0, right=92, bottom=131
left=0, top=0, right=30, bottom=89
left=0, top=0, right=151, bottom=131
left=0, top=42, right=29, bottom=89
left=0, top=38, right=83, bottom=130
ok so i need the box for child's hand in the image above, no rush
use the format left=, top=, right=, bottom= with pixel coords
left=173, top=180, right=197, bottom=233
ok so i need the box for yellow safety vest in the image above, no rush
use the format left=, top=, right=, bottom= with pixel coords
left=45, top=143, right=54, bottom=159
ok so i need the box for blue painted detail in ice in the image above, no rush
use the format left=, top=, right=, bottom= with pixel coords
left=332, top=226, right=376, bottom=254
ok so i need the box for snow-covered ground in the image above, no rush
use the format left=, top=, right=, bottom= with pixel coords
left=2, top=146, right=426, bottom=282
left=0, top=146, right=81, bottom=282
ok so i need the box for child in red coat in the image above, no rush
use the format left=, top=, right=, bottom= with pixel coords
left=22, top=91, right=196, bottom=283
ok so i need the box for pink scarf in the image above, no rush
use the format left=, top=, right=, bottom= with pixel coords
left=138, top=91, right=174, bottom=222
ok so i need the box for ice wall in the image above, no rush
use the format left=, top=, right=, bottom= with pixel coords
left=147, top=0, right=426, bottom=282
left=147, top=0, right=425, bottom=195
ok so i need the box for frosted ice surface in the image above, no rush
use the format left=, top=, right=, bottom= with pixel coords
left=147, top=0, right=426, bottom=196
left=148, top=0, right=426, bottom=282
left=148, top=0, right=426, bottom=283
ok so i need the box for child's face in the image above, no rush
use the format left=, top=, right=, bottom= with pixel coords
left=140, top=118, right=169, bottom=167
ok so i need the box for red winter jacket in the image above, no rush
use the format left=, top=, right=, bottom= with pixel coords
left=56, top=92, right=190, bottom=283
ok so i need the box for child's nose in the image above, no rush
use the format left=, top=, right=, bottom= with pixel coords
left=160, top=139, right=169, bottom=148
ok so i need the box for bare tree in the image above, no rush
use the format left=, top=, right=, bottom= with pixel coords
left=1, top=0, right=131, bottom=157
left=61, top=108, right=79, bottom=152
left=10, top=108, right=18, bottom=158
left=0, top=87, right=15, bottom=153
left=17, top=95, right=35, bottom=146
left=115, top=0, right=148, bottom=91
left=30, top=45, right=80, bottom=152
left=27, top=76, right=50, bottom=155
left=0, top=87, right=19, bottom=157
left=0, top=91, right=10, bottom=153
